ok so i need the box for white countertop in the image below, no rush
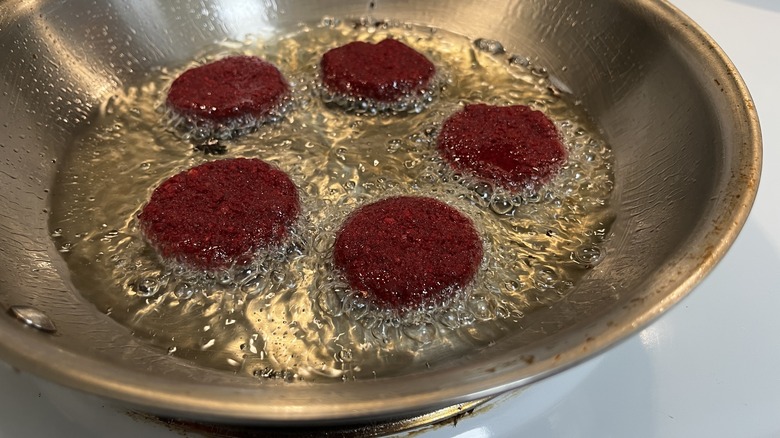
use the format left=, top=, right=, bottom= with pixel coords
left=1, top=0, right=778, bottom=436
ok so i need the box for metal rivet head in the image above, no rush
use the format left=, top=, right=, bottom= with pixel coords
left=9, top=306, right=57, bottom=333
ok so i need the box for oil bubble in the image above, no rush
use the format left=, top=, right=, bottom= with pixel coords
left=174, top=282, right=195, bottom=300
left=134, top=277, right=160, bottom=297
left=403, top=323, right=437, bottom=344
left=534, top=268, right=559, bottom=289
left=490, top=197, right=514, bottom=215
left=573, top=246, right=603, bottom=266
left=474, top=38, right=505, bottom=55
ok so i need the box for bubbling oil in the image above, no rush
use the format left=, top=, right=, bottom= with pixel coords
left=48, top=19, right=615, bottom=382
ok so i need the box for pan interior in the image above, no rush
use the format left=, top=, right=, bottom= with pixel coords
left=47, top=20, right=615, bottom=382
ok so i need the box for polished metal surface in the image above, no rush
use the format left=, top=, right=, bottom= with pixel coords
left=140, top=397, right=491, bottom=437
left=8, top=306, right=57, bottom=333
left=0, top=0, right=761, bottom=425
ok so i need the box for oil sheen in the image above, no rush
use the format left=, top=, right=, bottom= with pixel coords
left=48, top=19, right=615, bottom=382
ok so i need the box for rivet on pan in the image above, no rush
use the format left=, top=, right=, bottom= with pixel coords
left=8, top=305, right=57, bottom=333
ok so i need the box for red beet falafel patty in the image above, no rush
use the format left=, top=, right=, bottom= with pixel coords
left=437, top=104, right=567, bottom=191
left=333, top=196, right=483, bottom=311
left=166, top=56, right=289, bottom=124
left=321, top=38, right=436, bottom=102
left=138, top=158, right=300, bottom=270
